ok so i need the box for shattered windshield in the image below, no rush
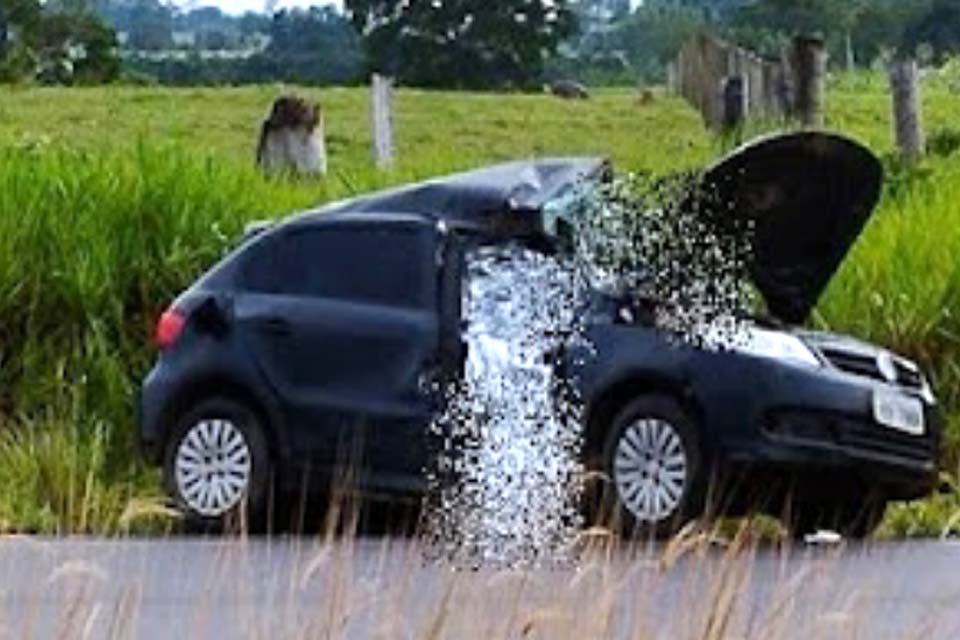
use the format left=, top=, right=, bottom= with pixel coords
left=542, top=172, right=761, bottom=337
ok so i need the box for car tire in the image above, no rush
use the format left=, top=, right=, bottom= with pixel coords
left=163, top=397, right=271, bottom=532
left=594, top=395, right=706, bottom=539
left=789, top=499, right=887, bottom=541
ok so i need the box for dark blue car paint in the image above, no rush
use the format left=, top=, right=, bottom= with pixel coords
left=141, top=220, right=938, bottom=506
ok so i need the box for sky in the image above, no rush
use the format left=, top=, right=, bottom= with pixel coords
left=179, top=0, right=341, bottom=16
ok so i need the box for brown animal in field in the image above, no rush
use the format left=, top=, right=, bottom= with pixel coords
left=547, top=80, right=591, bottom=100
left=256, top=95, right=328, bottom=176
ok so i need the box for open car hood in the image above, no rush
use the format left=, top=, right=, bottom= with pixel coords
left=698, top=132, right=883, bottom=324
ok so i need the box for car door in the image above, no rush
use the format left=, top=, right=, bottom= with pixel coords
left=234, top=217, right=443, bottom=486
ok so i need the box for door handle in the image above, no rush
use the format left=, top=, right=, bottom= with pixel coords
left=259, top=317, right=293, bottom=336
left=418, top=362, right=447, bottom=397
left=418, top=369, right=437, bottom=396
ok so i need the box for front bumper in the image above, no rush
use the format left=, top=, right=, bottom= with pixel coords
left=715, top=360, right=940, bottom=501
left=743, top=407, right=940, bottom=500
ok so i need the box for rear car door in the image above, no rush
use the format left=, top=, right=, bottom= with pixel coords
left=234, top=217, right=444, bottom=486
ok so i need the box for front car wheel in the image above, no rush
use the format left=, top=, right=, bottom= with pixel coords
left=598, top=395, right=706, bottom=539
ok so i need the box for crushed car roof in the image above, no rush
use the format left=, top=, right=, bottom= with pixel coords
left=286, top=135, right=881, bottom=325
left=300, top=157, right=609, bottom=234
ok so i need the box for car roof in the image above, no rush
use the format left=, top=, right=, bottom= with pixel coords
left=284, top=210, right=437, bottom=231
left=291, top=157, right=609, bottom=235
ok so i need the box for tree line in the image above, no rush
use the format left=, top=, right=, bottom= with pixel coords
left=126, top=4, right=363, bottom=86
left=1, top=0, right=959, bottom=88
left=564, top=0, right=960, bottom=85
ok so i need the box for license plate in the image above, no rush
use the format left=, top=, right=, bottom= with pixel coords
left=873, top=390, right=925, bottom=436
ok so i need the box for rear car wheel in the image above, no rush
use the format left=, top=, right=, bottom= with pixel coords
left=597, top=395, right=706, bottom=539
left=164, top=397, right=271, bottom=530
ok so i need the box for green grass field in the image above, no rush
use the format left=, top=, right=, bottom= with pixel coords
left=0, top=79, right=958, bottom=535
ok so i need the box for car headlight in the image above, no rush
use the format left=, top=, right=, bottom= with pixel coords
left=920, top=376, right=937, bottom=405
left=731, top=327, right=822, bottom=368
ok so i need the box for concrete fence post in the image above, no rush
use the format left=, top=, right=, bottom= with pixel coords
left=890, top=59, right=925, bottom=161
left=371, top=73, right=395, bottom=170
left=256, top=95, right=328, bottom=177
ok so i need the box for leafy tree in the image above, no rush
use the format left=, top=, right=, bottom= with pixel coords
left=902, top=0, right=960, bottom=63
left=553, top=0, right=960, bottom=85
left=0, top=0, right=41, bottom=80
left=725, top=0, right=905, bottom=66
left=126, top=0, right=173, bottom=50
left=850, top=0, right=920, bottom=66
left=615, top=4, right=705, bottom=79
left=262, top=6, right=363, bottom=83
left=1, top=0, right=42, bottom=52
left=552, top=2, right=704, bottom=84
left=0, top=0, right=119, bottom=84
left=572, top=0, right=631, bottom=23
left=649, top=0, right=751, bottom=21
left=722, top=0, right=959, bottom=68
left=727, top=0, right=841, bottom=48
left=34, top=11, right=119, bottom=84
left=237, top=11, right=271, bottom=37
left=346, top=0, right=577, bottom=89
left=126, top=6, right=363, bottom=86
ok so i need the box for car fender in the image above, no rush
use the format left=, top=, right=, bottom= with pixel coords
left=152, top=364, right=293, bottom=463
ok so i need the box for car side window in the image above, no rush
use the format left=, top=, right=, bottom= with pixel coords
left=240, top=233, right=281, bottom=293
left=248, top=223, right=434, bottom=309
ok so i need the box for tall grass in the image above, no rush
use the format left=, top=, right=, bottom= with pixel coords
left=0, top=145, right=315, bottom=532
left=0, top=85, right=958, bottom=533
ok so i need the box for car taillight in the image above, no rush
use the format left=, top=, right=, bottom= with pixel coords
left=155, top=308, right=186, bottom=350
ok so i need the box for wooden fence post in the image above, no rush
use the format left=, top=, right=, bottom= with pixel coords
left=719, top=75, right=747, bottom=132
left=371, top=73, right=395, bottom=170
left=673, top=34, right=823, bottom=130
left=788, top=35, right=827, bottom=128
left=890, top=59, right=924, bottom=161
left=747, top=54, right=765, bottom=116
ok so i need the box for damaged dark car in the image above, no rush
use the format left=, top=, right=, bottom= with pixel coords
left=139, top=131, right=940, bottom=538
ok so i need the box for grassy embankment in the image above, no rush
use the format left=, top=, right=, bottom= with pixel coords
left=0, top=80, right=957, bottom=534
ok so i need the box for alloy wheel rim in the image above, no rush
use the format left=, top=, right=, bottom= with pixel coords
left=613, top=418, right=688, bottom=523
left=175, top=419, right=252, bottom=517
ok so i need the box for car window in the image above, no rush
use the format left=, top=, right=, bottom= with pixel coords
left=246, top=223, right=434, bottom=308
left=239, top=233, right=281, bottom=293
